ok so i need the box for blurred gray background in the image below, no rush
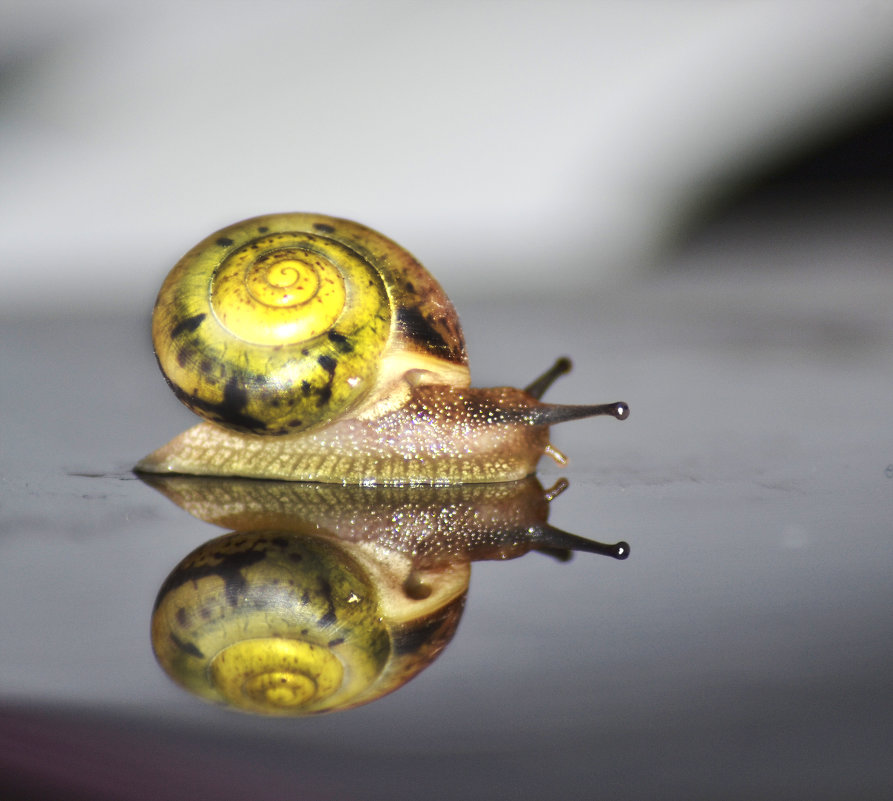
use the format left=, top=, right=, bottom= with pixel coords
left=3, top=0, right=893, bottom=315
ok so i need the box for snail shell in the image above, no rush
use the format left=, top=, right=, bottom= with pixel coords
left=151, top=530, right=468, bottom=716
left=138, top=213, right=628, bottom=484
left=150, top=213, right=468, bottom=436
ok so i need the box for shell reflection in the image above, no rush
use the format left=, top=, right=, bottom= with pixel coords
left=146, top=476, right=628, bottom=716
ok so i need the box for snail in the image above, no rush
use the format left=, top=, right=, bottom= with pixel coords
left=148, top=475, right=629, bottom=716
left=136, top=213, right=628, bottom=484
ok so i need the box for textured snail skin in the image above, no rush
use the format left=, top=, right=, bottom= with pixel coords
left=144, top=475, right=557, bottom=557
left=139, top=385, right=554, bottom=484
left=143, top=473, right=632, bottom=567
left=137, top=212, right=627, bottom=484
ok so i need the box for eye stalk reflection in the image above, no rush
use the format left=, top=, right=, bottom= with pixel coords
left=144, top=475, right=629, bottom=716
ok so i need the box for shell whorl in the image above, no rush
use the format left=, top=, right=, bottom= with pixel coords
left=151, top=530, right=467, bottom=716
left=151, top=532, right=391, bottom=715
left=153, top=213, right=468, bottom=435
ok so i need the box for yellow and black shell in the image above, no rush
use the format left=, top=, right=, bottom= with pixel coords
left=152, top=213, right=468, bottom=435
left=151, top=530, right=467, bottom=716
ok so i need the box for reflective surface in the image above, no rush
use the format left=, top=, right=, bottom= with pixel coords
left=146, top=476, right=626, bottom=716
left=2, top=206, right=892, bottom=798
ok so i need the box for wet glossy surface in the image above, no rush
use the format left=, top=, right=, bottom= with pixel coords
left=2, top=206, right=892, bottom=798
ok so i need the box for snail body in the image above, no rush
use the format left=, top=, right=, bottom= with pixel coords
left=137, top=213, right=628, bottom=484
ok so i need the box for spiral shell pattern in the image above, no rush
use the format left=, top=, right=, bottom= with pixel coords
left=153, top=215, right=400, bottom=435
left=151, top=531, right=392, bottom=715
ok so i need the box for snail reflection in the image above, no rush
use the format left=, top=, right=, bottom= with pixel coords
left=145, top=475, right=629, bottom=716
